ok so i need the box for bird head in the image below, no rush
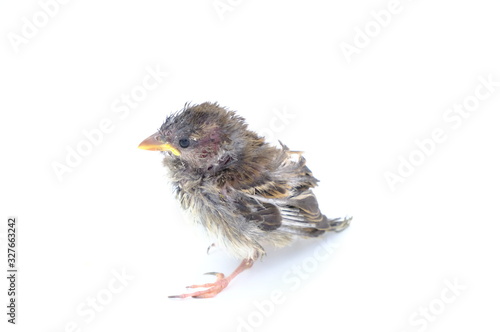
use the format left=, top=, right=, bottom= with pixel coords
left=138, top=102, right=262, bottom=171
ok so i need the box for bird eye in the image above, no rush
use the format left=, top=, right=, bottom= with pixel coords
left=179, top=138, right=190, bottom=148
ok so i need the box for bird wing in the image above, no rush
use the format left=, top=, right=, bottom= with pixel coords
left=227, top=146, right=329, bottom=236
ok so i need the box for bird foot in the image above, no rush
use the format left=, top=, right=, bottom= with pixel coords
left=168, top=259, right=253, bottom=299
left=168, top=272, right=229, bottom=299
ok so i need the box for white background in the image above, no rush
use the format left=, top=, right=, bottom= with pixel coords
left=1, top=0, right=500, bottom=331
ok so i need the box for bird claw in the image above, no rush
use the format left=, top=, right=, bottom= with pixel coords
left=206, top=243, right=217, bottom=255
left=168, top=272, right=228, bottom=299
left=203, top=272, right=224, bottom=277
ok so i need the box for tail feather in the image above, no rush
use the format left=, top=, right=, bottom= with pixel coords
left=279, top=189, right=352, bottom=237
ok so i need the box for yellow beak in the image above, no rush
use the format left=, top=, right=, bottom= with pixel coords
left=138, top=133, right=181, bottom=156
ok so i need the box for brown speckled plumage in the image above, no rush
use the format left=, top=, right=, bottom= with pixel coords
left=139, top=102, right=351, bottom=298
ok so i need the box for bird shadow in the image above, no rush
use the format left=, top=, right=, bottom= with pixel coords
left=222, top=231, right=350, bottom=300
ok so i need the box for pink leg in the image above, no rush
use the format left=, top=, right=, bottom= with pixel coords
left=169, top=259, right=254, bottom=299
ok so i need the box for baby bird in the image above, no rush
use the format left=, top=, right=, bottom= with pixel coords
left=138, top=102, right=351, bottom=298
